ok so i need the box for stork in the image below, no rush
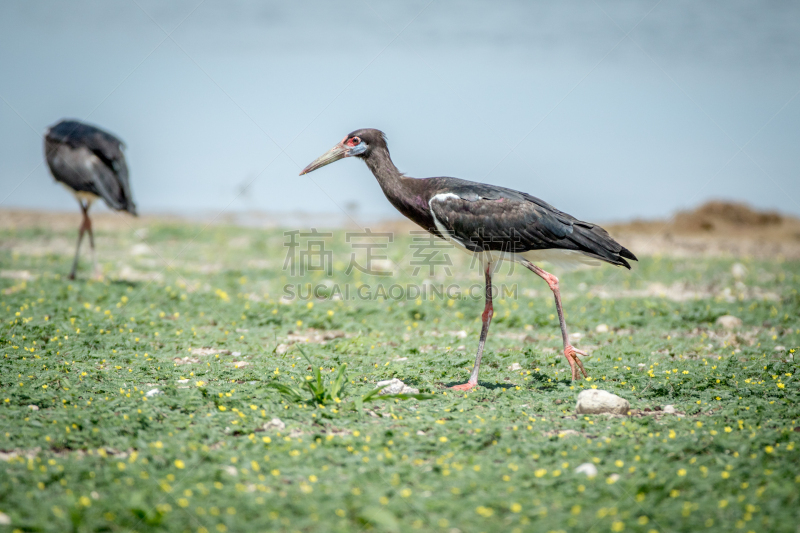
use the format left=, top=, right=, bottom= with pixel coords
left=301, top=129, right=636, bottom=390
left=44, top=119, right=137, bottom=280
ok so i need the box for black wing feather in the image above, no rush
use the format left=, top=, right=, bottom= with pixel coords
left=426, top=177, right=636, bottom=269
left=44, top=120, right=136, bottom=215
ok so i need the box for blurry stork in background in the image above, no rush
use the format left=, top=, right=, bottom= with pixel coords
left=44, top=119, right=137, bottom=279
left=301, top=128, right=636, bottom=390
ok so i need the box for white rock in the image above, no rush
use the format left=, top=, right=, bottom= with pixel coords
left=508, top=363, right=523, bottom=371
left=595, top=324, right=609, bottom=333
left=716, top=315, right=742, bottom=329
left=774, top=346, right=786, bottom=352
left=376, top=378, right=419, bottom=395
left=731, top=263, right=747, bottom=280
left=145, top=388, right=161, bottom=397
left=607, top=474, right=620, bottom=483
left=575, top=463, right=598, bottom=477
left=568, top=332, right=584, bottom=342
left=264, top=418, right=285, bottom=431
left=28, top=405, right=39, bottom=411
left=576, top=389, right=630, bottom=415
left=176, top=379, right=189, bottom=384
left=130, top=243, right=151, bottom=256
left=663, top=405, right=676, bottom=414
left=455, top=330, right=468, bottom=339
left=0, top=512, right=10, bottom=525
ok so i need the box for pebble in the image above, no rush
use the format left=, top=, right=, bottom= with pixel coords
left=145, top=388, right=161, bottom=397
left=716, top=315, right=742, bottom=329
left=376, top=378, right=419, bottom=395
left=508, top=363, right=522, bottom=371
left=575, top=463, right=598, bottom=477
left=576, top=389, right=630, bottom=415
left=0, top=512, right=10, bottom=525
left=28, top=405, right=39, bottom=411
left=264, top=418, right=285, bottom=431
left=731, top=263, right=747, bottom=280
left=663, top=405, right=676, bottom=414
left=595, top=324, right=609, bottom=333
left=774, top=346, right=786, bottom=352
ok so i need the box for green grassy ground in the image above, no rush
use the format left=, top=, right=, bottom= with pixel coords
left=1, top=219, right=799, bottom=533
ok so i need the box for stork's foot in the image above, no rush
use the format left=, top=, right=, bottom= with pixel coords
left=564, top=345, right=588, bottom=381
left=450, top=381, right=478, bottom=391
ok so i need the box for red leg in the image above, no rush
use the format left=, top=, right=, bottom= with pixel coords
left=84, top=209, right=101, bottom=279
left=451, top=261, right=494, bottom=390
left=68, top=203, right=90, bottom=280
left=521, top=260, right=588, bottom=380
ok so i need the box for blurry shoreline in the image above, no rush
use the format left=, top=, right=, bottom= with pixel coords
left=1, top=201, right=799, bottom=259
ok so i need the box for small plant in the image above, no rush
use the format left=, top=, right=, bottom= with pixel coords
left=267, top=347, right=431, bottom=410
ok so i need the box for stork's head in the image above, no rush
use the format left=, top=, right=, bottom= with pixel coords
left=299, top=129, right=387, bottom=175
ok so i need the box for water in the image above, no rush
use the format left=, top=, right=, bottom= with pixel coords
left=1, top=0, right=799, bottom=223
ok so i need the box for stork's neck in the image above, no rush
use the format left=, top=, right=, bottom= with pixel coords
left=362, top=146, right=435, bottom=231
left=363, top=147, right=404, bottom=191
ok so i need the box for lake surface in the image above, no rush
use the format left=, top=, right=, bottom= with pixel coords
left=1, top=0, right=799, bottom=223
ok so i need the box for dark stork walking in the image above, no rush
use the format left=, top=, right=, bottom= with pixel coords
left=44, top=119, right=137, bottom=280
left=301, top=129, right=637, bottom=390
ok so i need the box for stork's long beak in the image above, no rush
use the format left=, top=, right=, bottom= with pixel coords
left=299, top=142, right=347, bottom=175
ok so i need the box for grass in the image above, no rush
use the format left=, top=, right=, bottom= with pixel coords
left=0, top=218, right=799, bottom=532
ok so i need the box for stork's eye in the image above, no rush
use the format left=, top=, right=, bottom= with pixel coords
left=348, top=136, right=361, bottom=146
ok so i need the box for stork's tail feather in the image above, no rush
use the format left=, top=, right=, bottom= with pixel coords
left=570, top=222, right=638, bottom=269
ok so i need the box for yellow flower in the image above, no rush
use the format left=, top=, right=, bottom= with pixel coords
left=534, top=469, right=546, bottom=478
left=765, top=446, right=774, bottom=453
left=218, top=406, right=226, bottom=411
left=195, top=381, right=205, bottom=387
left=677, top=469, right=686, bottom=476
left=175, top=460, right=185, bottom=469
left=510, top=503, right=522, bottom=513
